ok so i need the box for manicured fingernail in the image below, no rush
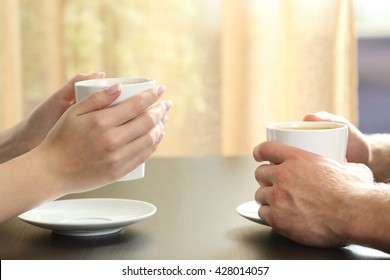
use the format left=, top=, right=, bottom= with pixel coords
left=162, top=100, right=173, bottom=111
left=158, top=120, right=164, bottom=129
left=156, top=132, right=165, bottom=145
left=157, top=86, right=166, bottom=97
left=107, top=83, right=120, bottom=95
left=161, top=114, right=169, bottom=125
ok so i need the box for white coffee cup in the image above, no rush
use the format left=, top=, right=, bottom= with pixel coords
left=266, top=121, right=348, bottom=162
left=74, top=77, right=156, bottom=181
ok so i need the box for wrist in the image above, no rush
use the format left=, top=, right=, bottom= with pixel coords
left=25, top=147, right=66, bottom=200
left=30, top=144, right=75, bottom=196
left=0, top=121, right=31, bottom=163
left=0, top=146, right=65, bottom=222
left=343, top=183, right=390, bottom=251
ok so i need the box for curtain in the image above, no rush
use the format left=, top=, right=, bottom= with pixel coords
left=1, top=0, right=23, bottom=127
left=221, top=0, right=357, bottom=155
left=0, top=0, right=357, bottom=157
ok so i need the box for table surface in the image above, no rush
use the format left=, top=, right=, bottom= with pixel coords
left=1, top=157, right=389, bottom=260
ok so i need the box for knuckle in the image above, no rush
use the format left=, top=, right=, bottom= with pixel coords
left=137, top=153, right=150, bottom=166
left=143, top=133, right=156, bottom=147
left=103, top=153, right=121, bottom=171
left=254, top=165, right=263, bottom=183
left=269, top=189, right=279, bottom=205
left=103, top=134, right=120, bottom=152
left=90, top=117, right=109, bottom=131
left=273, top=168, right=290, bottom=184
left=145, top=87, right=159, bottom=101
left=143, top=113, right=158, bottom=130
left=139, top=146, right=157, bottom=164
left=288, top=151, right=303, bottom=161
left=132, top=96, right=148, bottom=114
left=130, top=89, right=159, bottom=114
left=254, top=142, right=268, bottom=161
left=86, top=93, right=104, bottom=109
left=267, top=210, right=281, bottom=228
left=142, top=125, right=162, bottom=147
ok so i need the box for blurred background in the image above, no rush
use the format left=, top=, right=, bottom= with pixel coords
left=355, top=0, right=390, bottom=134
left=0, top=0, right=388, bottom=157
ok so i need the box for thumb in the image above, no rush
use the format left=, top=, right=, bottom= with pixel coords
left=303, top=111, right=353, bottom=126
left=54, top=72, right=106, bottom=102
left=303, top=111, right=334, bottom=122
left=72, top=84, right=121, bottom=115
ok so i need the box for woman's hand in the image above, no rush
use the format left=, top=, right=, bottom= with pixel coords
left=18, top=72, right=106, bottom=154
left=35, top=83, right=171, bottom=192
left=0, top=78, right=171, bottom=223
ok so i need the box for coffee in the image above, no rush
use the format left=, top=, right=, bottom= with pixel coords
left=121, top=81, right=139, bottom=85
left=277, top=126, right=336, bottom=130
left=266, top=121, right=348, bottom=162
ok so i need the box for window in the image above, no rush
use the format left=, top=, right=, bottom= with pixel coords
left=355, top=0, right=390, bottom=133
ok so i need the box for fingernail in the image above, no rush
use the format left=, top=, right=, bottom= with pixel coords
left=107, top=83, right=120, bottom=95
left=161, top=114, right=169, bottom=125
left=96, top=71, right=105, bottom=77
left=157, top=86, right=166, bottom=97
left=156, top=132, right=165, bottom=145
left=158, top=120, right=164, bottom=129
left=162, top=100, right=173, bottom=111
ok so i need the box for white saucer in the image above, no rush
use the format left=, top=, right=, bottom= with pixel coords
left=236, top=200, right=269, bottom=226
left=18, top=198, right=156, bottom=236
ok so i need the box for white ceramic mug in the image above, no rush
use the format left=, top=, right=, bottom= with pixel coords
left=74, top=78, right=156, bottom=181
left=266, top=121, right=348, bottom=162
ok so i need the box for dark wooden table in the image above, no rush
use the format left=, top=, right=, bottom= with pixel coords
left=1, top=157, right=389, bottom=260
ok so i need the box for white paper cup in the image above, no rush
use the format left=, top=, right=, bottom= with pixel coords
left=75, top=78, right=156, bottom=181
left=266, top=121, right=348, bottom=162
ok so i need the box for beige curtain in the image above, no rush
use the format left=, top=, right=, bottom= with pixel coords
left=221, top=0, right=357, bottom=155
left=1, top=0, right=23, bottom=127
left=0, top=0, right=357, bottom=157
